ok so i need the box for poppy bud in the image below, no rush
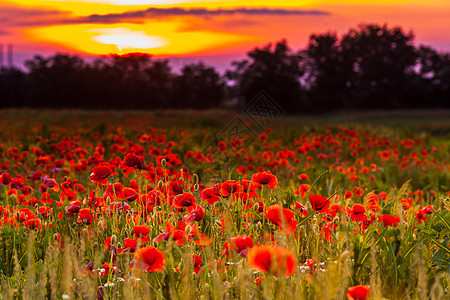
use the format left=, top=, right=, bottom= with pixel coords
left=161, top=159, right=167, bottom=167
left=194, top=184, right=199, bottom=191
left=185, top=225, right=192, bottom=234
left=214, top=220, right=222, bottom=227
left=157, top=180, right=164, bottom=189
left=193, top=174, right=199, bottom=185
left=110, top=235, right=117, bottom=245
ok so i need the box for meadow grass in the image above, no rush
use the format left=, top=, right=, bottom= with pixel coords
left=0, top=109, right=449, bottom=299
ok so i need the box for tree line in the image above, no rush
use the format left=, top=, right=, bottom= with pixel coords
left=1, top=23, right=449, bottom=113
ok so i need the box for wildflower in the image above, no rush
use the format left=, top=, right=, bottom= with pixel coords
left=153, top=222, right=187, bottom=246
left=172, top=193, right=196, bottom=209
left=133, top=225, right=150, bottom=239
left=294, top=202, right=308, bottom=217
left=378, top=214, right=400, bottom=227
left=77, top=208, right=93, bottom=224
left=346, top=285, right=370, bottom=300
left=184, top=204, right=205, bottom=224
left=192, top=255, right=203, bottom=274
left=251, top=171, right=278, bottom=189
left=222, top=235, right=254, bottom=257
left=42, top=176, right=60, bottom=192
left=308, top=195, right=330, bottom=213
left=90, top=166, right=113, bottom=185
left=121, top=152, right=145, bottom=170
left=133, top=246, right=165, bottom=272
left=123, top=187, right=139, bottom=202
left=117, top=238, right=138, bottom=254
left=346, top=204, right=367, bottom=222
left=247, top=245, right=296, bottom=277
left=265, top=205, right=297, bottom=233
left=199, top=187, right=221, bottom=206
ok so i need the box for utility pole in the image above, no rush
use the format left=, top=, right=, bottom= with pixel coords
left=7, top=44, right=13, bottom=68
left=0, top=43, right=3, bottom=70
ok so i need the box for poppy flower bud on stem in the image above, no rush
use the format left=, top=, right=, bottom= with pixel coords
left=193, top=174, right=199, bottom=185
left=53, top=233, right=59, bottom=241
left=215, top=220, right=222, bottom=227
left=161, top=159, right=166, bottom=167
left=157, top=180, right=164, bottom=189
left=194, top=184, right=199, bottom=191
left=185, top=225, right=192, bottom=234
left=110, top=235, right=117, bottom=245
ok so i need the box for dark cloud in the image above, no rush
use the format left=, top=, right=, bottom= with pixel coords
left=0, top=4, right=70, bottom=27
left=74, top=7, right=330, bottom=24
left=0, top=30, right=8, bottom=36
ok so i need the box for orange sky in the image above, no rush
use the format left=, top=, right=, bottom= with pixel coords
left=1, top=0, right=450, bottom=68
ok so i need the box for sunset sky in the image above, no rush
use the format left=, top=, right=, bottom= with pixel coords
left=1, top=0, right=450, bottom=70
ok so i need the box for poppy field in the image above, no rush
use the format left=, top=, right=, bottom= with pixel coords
left=0, top=109, right=449, bottom=299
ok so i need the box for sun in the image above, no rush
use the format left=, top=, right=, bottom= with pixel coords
left=90, top=28, right=169, bottom=51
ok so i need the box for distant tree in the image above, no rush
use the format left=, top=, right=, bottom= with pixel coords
left=25, top=54, right=87, bottom=108
left=306, top=32, right=350, bottom=111
left=227, top=40, right=306, bottom=113
left=171, top=62, right=225, bottom=109
left=340, top=24, right=417, bottom=109
left=409, top=46, right=450, bottom=108
left=0, top=67, right=28, bottom=108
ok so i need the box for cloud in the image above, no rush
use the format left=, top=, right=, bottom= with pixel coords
left=74, top=7, right=330, bottom=24
left=0, top=30, right=8, bottom=36
left=0, top=4, right=70, bottom=27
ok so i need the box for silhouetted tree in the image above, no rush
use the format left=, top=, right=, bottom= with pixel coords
left=25, top=54, right=88, bottom=108
left=409, top=46, right=450, bottom=108
left=340, top=24, right=417, bottom=109
left=306, top=32, right=350, bottom=111
left=227, top=40, right=306, bottom=113
left=172, top=62, right=225, bottom=109
left=0, top=67, right=28, bottom=108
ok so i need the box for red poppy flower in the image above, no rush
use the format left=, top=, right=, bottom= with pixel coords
left=220, top=180, right=241, bottom=197
left=37, top=206, right=52, bottom=218
left=192, top=255, right=203, bottom=274
left=123, top=187, right=139, bottom=202
left=133, top=225, right=151, bottom=238
left=308, top=195, right=330, bottom=213
left=247, top=245, right=296, bottom=277
left=77, top=208, right=93, bottom=224
left=104, top=183, right=125, bottom=200
left=90, top=166, right=113, bottom=185
left=199, top=186, right=221, bottom=206
left=378, top=214, right=400, bottom=227
left=153, top=222, right=187, bottom=246
left=222, top=235, right=254, bottom=257
left=265, top=205, right=297, bottom=233
left=294, top=202, right=308, bottom=217
left=25, top=218, right=41, bottom=230
left=251, top=171, right=278, bottom=189
left=184, top=204, right=205, bottom=224
left=121, top=152, right=145, bottom=170
left=172, top=193, right=196, bottom=209
left=118, top=238, right=138, bottom=254
left=133, top=246, right=165, bottom=272
left=42, top=176, right=60, bottom=192
left=0, top=173, right=12, bottom=185
left=65, top=200, right=82, bottom=214
left=346, top=285, right=370, bottom=300
left=415, top=209, right=427, bottom=224
left=346, top=204, right=367, bottom=222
